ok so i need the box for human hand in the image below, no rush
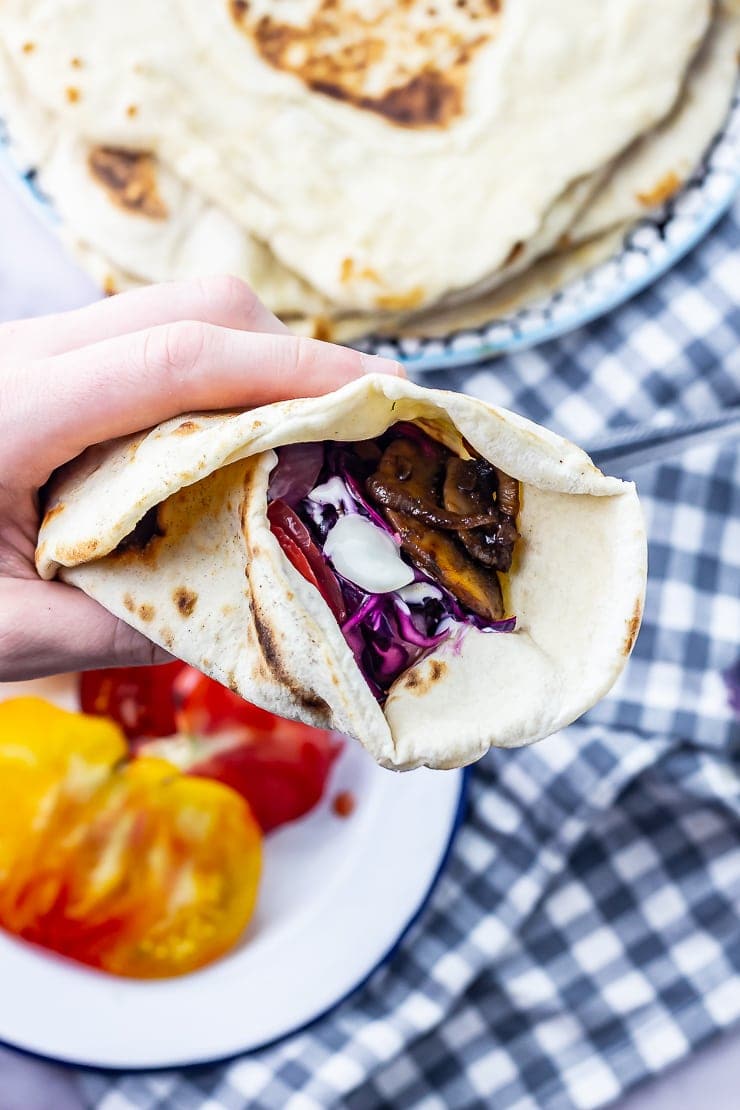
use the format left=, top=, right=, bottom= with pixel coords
left=0, top=276, right=402, bottom=681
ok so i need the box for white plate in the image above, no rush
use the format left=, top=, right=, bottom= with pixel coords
left=0, top=675, right=466, bottom=1070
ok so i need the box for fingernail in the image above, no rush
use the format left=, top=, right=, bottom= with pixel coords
left=360, top=352, right=405, bottom=377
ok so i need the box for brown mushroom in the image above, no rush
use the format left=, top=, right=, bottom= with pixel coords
left=367, top=438, right=498, bottom=530
left=385, top=508, right=504, bottom=621
left=495, top=466, right=520, bottom=519
left=442, top=457, right=518, bottom=571
left=457, top=520, right=518, bottom=571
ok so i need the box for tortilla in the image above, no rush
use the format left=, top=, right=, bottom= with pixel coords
left=36, top=376, right=646, bottom=771
left=1, top=0, right=711, bottom=311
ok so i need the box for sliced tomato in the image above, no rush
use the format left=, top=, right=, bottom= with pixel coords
left=269, top=523, right=323, bottom=597
left=141, top=726, right=343, bottom=834
left=147, top=668, right=343, bottom=832
left=191, top=717, right=342, bottom=833
left=268, top=499, right=346, bottom=621
left=172, top=667, right=279, bottom=737
left=0, top=697, right=127, bottom=883
left=0, top=700, right=261, bottom=979
left=78, top=666, right=343, bottom=833
left=80, top=662, right=185, bottom=739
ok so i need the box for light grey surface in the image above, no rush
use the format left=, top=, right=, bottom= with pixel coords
left=615, top=1032, right=740, bottom=1110
left=1, top=168, right=739, bottom=1110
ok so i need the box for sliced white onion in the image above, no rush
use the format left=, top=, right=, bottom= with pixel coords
left=397, top=582, right=444, bottom=606
left=324, top=515, right=414, bottom=594
left=435, top=616, right=460, bottom=637
left=308, top=477, right=356, bottom=515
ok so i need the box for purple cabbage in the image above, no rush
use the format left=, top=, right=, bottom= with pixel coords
left=267, top=442, right=324, bottom=507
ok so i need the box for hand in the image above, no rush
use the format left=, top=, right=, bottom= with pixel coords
left=0, top=276, right=402, bottom=681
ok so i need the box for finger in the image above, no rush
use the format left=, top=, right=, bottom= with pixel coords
left=0, top=275, right=288, bottom=369
left=0, top=579, right=171, bottom=682
left=8, top=323, right=403, bottom=481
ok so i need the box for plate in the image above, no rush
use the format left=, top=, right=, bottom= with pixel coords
left=0, top=674, right=466, bottom=1070
left=2, top=85, right=738, bottom=372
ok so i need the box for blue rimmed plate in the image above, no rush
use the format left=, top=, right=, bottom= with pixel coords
left=0, top=674, right=466, bottom=1070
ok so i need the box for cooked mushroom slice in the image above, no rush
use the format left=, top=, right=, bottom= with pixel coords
left=442, top=457, right=485, bottom=517
left=495, top=466, right=520, bottom=519
left=458, top=520, right=519, bottom=572
left=368, top=438, right=498, bottom=530
left=443, top=457, right=518, bottom=571
left=386, top=508, right=504, bottom=621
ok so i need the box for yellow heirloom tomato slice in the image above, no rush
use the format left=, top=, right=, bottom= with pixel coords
left=0, top=698, right=126, bottom=882
left=0, top=700, right=262, bottom=978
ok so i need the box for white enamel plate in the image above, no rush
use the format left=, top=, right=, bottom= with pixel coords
left=0, top=675, right=466, bottom=1070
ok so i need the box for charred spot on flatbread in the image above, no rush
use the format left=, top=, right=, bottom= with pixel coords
left=637, top=170, right=681, bottom=207
left=174, top=420, right=202, bottom=436
left=173, top=587, right=198, bottom=617
left=88, top=146, right=168, bottom=219
left=624, top=597, right=643, bottom=656
left=374, top=286, right=425, bottom=311
left=43, top=503, right=66, bottom=524
left=229, top=0, right=502, bottom=129
left=250, top=599, right=332, bottom=723
left=395, top=658, right=448, bottom=696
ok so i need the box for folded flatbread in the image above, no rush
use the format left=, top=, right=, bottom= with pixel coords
left=37, top=377, right=646, bottom=771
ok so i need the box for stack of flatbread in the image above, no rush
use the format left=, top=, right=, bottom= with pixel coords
left=0, top=0, right=737, bottom=341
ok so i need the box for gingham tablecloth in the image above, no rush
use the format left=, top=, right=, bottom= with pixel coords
left=6, top=202, right=740, bottom=1110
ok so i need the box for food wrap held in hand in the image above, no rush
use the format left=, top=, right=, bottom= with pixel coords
left=36, top=376, right=646, bottom=770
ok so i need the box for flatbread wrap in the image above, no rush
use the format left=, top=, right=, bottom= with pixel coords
left=36, top=376, right=646, bottom=770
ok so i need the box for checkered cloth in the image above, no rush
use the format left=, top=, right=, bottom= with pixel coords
left=17, top=203, right=740, bottom=1110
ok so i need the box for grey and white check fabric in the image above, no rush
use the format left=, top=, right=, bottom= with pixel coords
left=78, top=203, right=740, bottom=1110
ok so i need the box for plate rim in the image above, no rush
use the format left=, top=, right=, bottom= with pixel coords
left=0, top=762, right=469, bottom=1073
left=389, top=168, right=740, bottom=371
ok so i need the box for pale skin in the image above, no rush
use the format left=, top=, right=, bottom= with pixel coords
left=0, top=275, right=403, bottom=682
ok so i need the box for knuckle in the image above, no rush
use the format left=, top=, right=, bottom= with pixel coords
left=289, top=335, right=315, bottom=376
left=197, top=274, right=258, bottom=323
left=143, top=320, right=209, bottom=382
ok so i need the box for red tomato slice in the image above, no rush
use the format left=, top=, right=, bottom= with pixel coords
left=191, top=726, right=342, bottom=833
left=171, top=669, right=343, bottom=831
left=268, top=500, right=346, bottom=622
left=79, top=666, right=344, bottom=834
left=80, top=662, right=185, bottom=739
left=172, top=668, right=279, bottom=736
left=140, top=723, right=343, bottom=834
left=269, top=522, right=323, bottom=597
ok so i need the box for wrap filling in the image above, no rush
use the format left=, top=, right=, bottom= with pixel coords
left=266, top=422, right=519, bottom=701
